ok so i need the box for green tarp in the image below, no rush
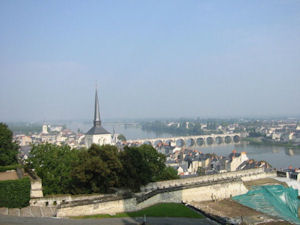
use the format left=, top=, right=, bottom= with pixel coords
left=233, top=185, right=300, bottom=225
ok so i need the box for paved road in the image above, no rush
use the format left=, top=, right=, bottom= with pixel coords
left=0, top=215, right=219, bottom=225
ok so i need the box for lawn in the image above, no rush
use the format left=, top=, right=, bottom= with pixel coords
left=74, top=203, right=204, bottom=219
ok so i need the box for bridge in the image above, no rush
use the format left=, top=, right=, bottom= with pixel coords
left=127, top=133, right=242, bottom=147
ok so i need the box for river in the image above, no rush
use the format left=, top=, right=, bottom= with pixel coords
left=70, top=122, right=300, bottom=169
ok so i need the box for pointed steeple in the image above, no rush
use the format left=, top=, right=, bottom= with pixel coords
left=86, top=88, right=110, bottom=136
left=94, top=88, right=101, bottom=127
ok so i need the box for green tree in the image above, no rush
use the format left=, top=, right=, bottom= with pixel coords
left=26, top=143, right=79, bottom=195
left=156, top=166, right=179, bottom=181
left=0, top=123, right=19, bottom=166
left=117, top=134, right=126, bottom=142
left=120, top=144, right=166, bottom=191
left=71, top=144, right=122, bottom=194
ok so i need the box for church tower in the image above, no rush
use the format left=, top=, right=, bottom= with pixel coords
left=85, top=89, right=112, bottom=148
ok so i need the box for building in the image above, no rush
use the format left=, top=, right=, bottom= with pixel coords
left=15, top=135, right=32, bottom=146
left=85, top=89, right=112, bottom=148
left=227, top=151, right=249, bottom=171
left=42, top=124, right=48, bottom=134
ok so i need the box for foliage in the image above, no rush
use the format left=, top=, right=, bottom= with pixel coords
left=0, top=177, right=31, bottom=208
left=7, top=122, right=42, bottom=135
left=247, top=128, right=264, bottom=137
left=117, top=134, right=126, bottom=142
left=0, top=123, right=19, bottom=166
left=26, top=143, right=79, bottom=195
left=206, top=121, right=217, bottom=130
left=243, top=137, right=300, bottom=149
left=141, top=120, right=205, bottom=136
left=140, top=120, right=225, bottom=136
left=0, top=164, right=21, bottom=172
left=120, top=144, right=166, bottom=191
left=27, top=143, right=179, bottom=195
left=156, top=166, right=179, bottom=180
left=71, top=144, right=122, bottom=194
left=75, top=203, right=204, bottom=219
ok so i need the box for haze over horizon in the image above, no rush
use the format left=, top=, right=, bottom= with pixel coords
left=1, top=1, right=300, bottom=122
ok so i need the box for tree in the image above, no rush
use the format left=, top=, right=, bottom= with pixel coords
left=0, top=123, right=19, bottom=166
left=26, top=143, right=180, bottom=195
left=71, top=144, right=122, bottom=194
left=120, top=144, right=167, bottom=191
left=26, top=143, right=79, bottom=195
left=156, top=166, right=179, bottom=181
left=117, top=134, right=126, bottom=142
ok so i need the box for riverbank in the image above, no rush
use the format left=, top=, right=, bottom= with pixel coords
left=242, top=137, right=300, bottom=149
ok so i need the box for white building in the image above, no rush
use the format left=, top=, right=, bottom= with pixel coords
left=228, top=152, right=249, bottom=171
left=85, top=89, right=113, bottom=148
left=42, top=124, right=48, bottom=134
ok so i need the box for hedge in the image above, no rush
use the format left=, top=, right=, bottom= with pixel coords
left=0, top=164, right=21, bottom=172
left=0, top=177, right=31, bottom=208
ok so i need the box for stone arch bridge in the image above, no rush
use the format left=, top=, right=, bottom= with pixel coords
left=127, top=133, right=241, bottom=147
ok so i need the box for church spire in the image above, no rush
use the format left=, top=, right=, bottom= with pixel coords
left=94, top=88, right=101, bottom=127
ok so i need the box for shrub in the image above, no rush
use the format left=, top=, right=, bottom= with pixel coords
left=0, top=177, right=31, bottom=208
left=0, top=164, right=21, bottom=172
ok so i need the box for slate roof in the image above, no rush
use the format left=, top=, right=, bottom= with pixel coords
left=86, top=125, right=110, bottom=135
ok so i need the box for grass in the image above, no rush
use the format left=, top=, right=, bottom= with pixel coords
left=74, top=203, right=204, bottom=219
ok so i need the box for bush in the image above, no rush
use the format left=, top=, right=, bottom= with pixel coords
left=0, top=164, right=21, bottom=172
left=0, top=177, right=31, bottom=208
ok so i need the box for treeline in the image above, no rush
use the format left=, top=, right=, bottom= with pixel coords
left=26, top=143, right=179, bottom=195
left=141, top=121, right=204, bottom=136
left=7, top=122, right=42, bottom=135
left=141, top=120, right=223, bottom=136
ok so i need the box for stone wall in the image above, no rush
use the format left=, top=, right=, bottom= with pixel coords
left=56, top=179, right=248, bottom=217
left=0, top=206, right=56, bottom=217
left=241, top=171, right=276, bottom=181
left=57, top=198, right=137, bottom=217
left=30, top=193, right=106, bottom=207
left=140, top=168, right=266, bottom=192
left=30, top=179, right=43, bottom=198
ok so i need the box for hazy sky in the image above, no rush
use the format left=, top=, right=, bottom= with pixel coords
left=1, top=0, right=300, bottom=122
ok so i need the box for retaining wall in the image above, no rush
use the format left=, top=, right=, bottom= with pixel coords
left=140, top=168, right=267, bottom=192
left=56, top=179, right=248, bottom=217
left=30, top=193, right=106, bottom=207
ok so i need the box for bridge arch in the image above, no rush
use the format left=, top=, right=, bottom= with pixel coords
left=206, top=137, right=214, bottom=145
left=176, top=139, right=185, bottom=147
left=233, top=135, right=240, bottom=143
left=225, top=136, right=232, bottom=144
left=196, top=138, right=205, bottom=146
left=186, top=138, right=195, bottom=147
left=216, top=136, right=223, bottom=144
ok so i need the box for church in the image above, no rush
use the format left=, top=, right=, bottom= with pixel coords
left=85, top=89, right=113, bottom=148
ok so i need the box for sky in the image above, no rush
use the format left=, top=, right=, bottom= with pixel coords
left=0, top=0, right=300, bottom=122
